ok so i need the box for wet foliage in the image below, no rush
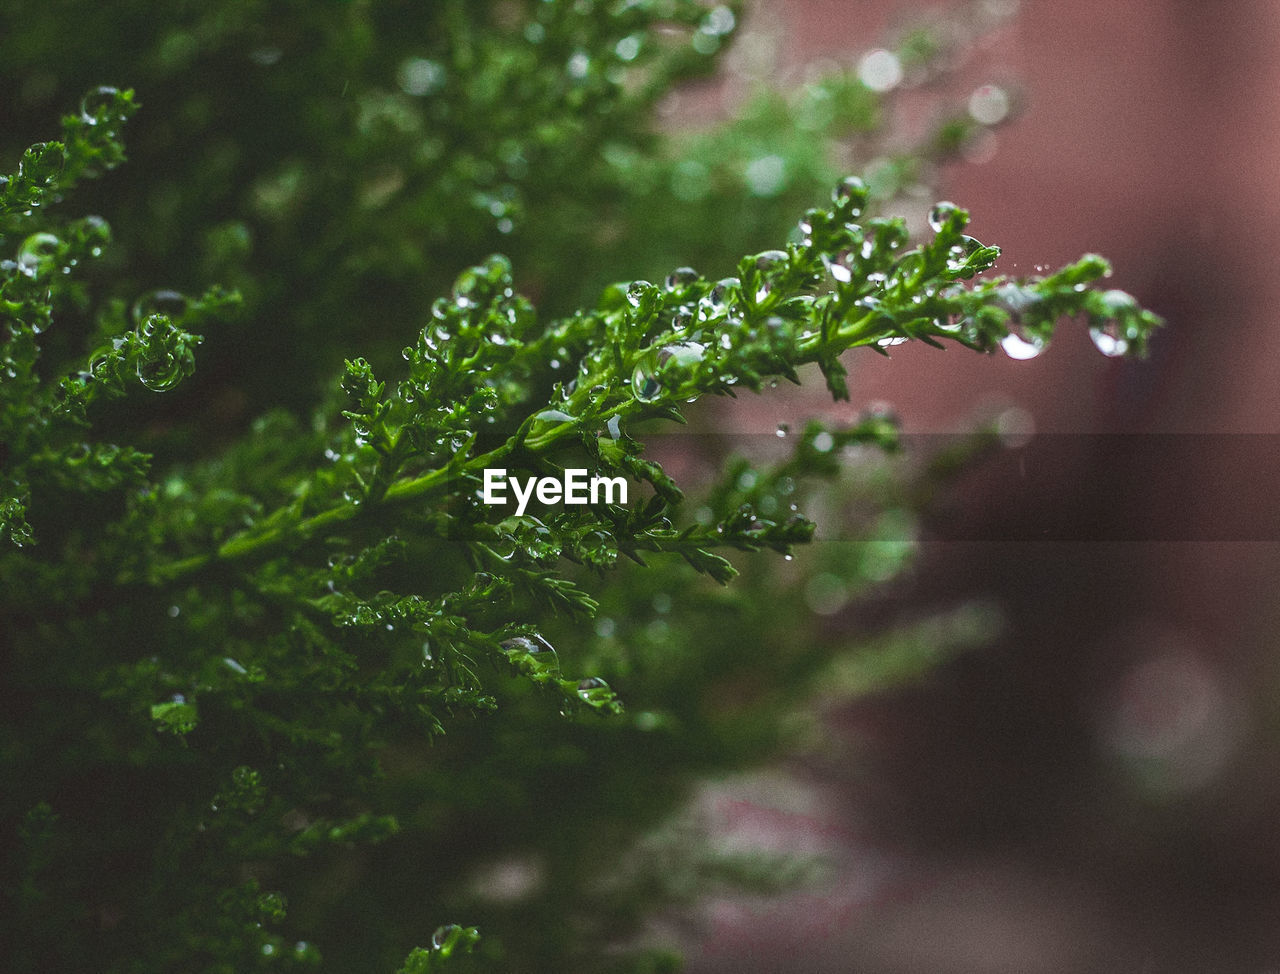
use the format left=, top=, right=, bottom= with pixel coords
left=0, top=2, right=1159, bottom=972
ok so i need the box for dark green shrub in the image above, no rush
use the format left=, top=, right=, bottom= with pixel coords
left=1, top=3, right=1158, bottom=971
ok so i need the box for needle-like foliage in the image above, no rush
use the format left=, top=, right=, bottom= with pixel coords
left=1, top=3, right=1159, bottom=972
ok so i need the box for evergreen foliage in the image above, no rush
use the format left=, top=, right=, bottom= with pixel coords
left=1, top=2, right=1159, bottom=971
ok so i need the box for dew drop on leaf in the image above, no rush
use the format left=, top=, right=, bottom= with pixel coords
left=18, top=142, right=64, bottom=184
left=929, top=201, right=959, bottom=233
left=999, top=332, right=1045, bottom=360
left=631, top=342, right=704, bottom=402
left=79, top=85, right=121, bottom=124
left=798, top=216, right=814, bottom=247
left=16, top=232, right=61, bottom=280
left=664, top=266, right=698, bottom=291
left=631, top=358, right=662, bottom=402
left=132, top=289, right=188, bottom=325
left=753, top=250, right=787, bottom=300
left=827, top=254, right=854, bottom=284
left=1089, top=321, right=1129, bottom=357
left=576, top=677, right=612, bottom=706
left=500, top=634, right=556, bottom=656
left=833, top=175, right=869, bottom=214
left=992, top=283, right=1046, bottom=359
left=702, top=278, right=738, bottom=317
left=137, top=352, right=186, bottom=391
left=431, top=924, right=459, bottom=950
left=1089, top=290, right=1137, bottom=357
left=626, top=280, right=654, bottom=308
left=754, top=250, right=787, bottom=272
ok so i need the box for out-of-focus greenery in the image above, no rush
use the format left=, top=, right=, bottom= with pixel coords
left=0, top=2, right=1159, bottom=972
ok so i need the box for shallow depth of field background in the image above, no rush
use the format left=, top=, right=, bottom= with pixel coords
left=680, top=1, right=1280, bottom=971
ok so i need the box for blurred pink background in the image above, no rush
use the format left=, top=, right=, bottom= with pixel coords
left=681, top=2, right=1280, bottom=970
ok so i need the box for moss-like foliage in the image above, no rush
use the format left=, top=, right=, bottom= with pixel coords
left=0, top=3, right=1159, bottom=972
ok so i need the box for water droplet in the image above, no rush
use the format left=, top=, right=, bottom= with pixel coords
left=991, top=284, right=1046, bottom=358
left=500, top=633, right=556, bottom=655
left=452, top=265, right=492, bottom=309
left=631, top=342, right=705, bottom=402
left=753, top=250, right=788, bottom=300
left=754, top=250, right=788, bottom=273
left=132, top=289, right=188, bottom=325
left=858, top=49, right=903, bottom=92
left=702, top=278, right=738, bottom=318
left=137, top=352, right=187, bottom=391
left=1088, top=291, right=1138, bottom=356
left=993, top=283, right=1038, bottom=318
left=79, top=86, right=120, bottom=125
left=813, top=431, right=835, bottom=453
left=1089, top=321, right=1128, bottom=357
left=626, top=280, right=654, bottom=308
left=929, top=201, right=959, bottom=233
left=17, top=143, right=62, bottom=191
left=577, top=677, right=611, bottom=703
left=827, top=252, right=854, bottom=284
left=432, top=925, right=459, bottom=950
left=999, top=332, right=1045, bottom=360
left=833, top=175, right=869, bottom=214
left=664, top=266, right=699, bottom=290
left=15, top=232, right=59, bottom=279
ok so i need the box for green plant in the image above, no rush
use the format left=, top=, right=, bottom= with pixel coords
left=1, top=3, right=1160, bottom=972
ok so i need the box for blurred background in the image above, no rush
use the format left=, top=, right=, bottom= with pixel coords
left=685, top=1, right=1280, bottom=971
